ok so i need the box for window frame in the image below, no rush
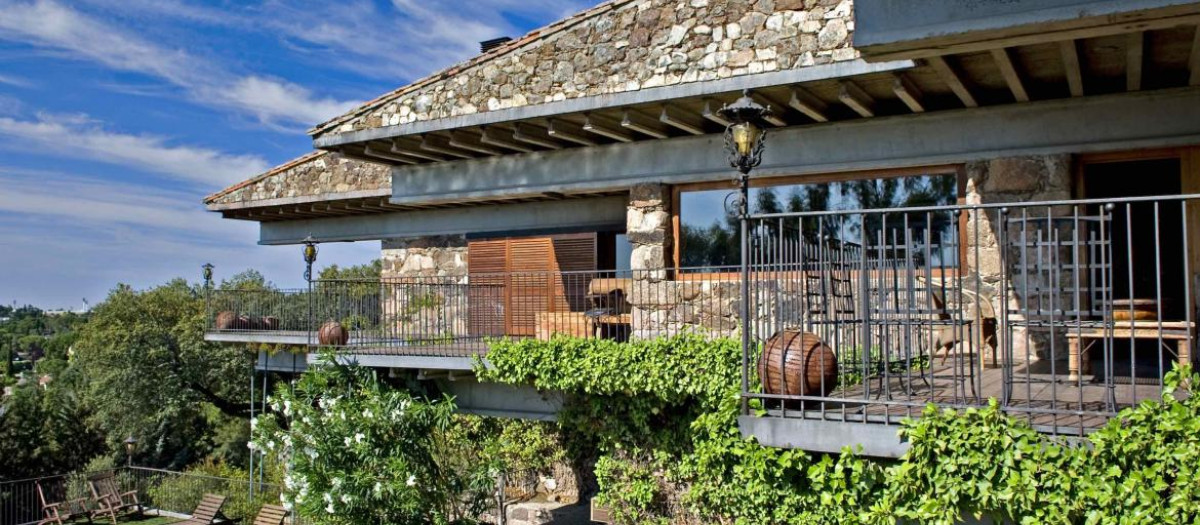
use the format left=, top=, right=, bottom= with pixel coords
left=670, top=164, right=968, bottom=275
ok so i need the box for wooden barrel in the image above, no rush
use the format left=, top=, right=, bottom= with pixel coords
left=214, top=311, right=239, bottom=330
left=259, top=316, right=280, bottom=331
left=318, top=320, right=349, bottom=346
left=757, top=330, right=838, bottom=397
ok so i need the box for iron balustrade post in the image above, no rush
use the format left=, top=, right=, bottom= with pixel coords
left=739, top=172, right=751, bottom=415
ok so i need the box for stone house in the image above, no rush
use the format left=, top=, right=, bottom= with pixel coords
left=206, top=0, right=1200, bottom=456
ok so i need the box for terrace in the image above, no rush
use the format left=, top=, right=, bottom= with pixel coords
left=206, top=190, right=1199, bottom=456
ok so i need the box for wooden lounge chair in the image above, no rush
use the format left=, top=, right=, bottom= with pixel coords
left=251, top=504, right=288, bottom=525
left=88, top=472, right=140, bottom=524
left=36, top=480, right=89, bottom=525
left=178, top=494, right=229, bottom=525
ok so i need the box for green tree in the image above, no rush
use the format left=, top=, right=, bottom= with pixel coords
left=73, top=280, right=254, bottom=469
left=0, top=365, right=105, bottom=480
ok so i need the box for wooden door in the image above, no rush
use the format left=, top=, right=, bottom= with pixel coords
left=468, top=233, right=597, bottom=337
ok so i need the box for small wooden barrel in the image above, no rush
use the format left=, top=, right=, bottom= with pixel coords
left=318, top=320, right=349, bottom=346
left=758, top=330, right=838, bottom=397
left=214, top=311, right=239, bottom=330
left=259, top=316, right=280, bottom=331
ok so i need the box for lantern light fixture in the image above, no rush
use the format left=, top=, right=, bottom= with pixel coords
left=717, top=89, right=770, bottom=175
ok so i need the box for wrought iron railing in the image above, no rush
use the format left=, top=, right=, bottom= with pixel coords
left=0, top=467, right=287, bottom=525
left=205, top=268, right=746, bottom=357
left=742, top=194, right=1199, bottom=436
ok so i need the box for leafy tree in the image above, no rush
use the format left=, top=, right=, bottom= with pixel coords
left=0, top=365, right=104, bottom=480
left=72, top=280, right=254, bottom=469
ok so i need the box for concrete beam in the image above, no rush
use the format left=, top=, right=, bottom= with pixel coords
left=259, top=195, right=626, bottom=244
left=440, top=379, right=564, bottom=421
left=312, top=60, right=916, bottom=148
left=317, top=354, right=478, bottom=370
left=377, top=88, right=1200, bottom=207
left=737, top=416, right=910, bottom=458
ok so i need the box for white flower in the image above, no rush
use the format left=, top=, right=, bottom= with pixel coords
left=303, top=416, right=312, bottom=425
left=283, top=400, right=293, bottom=416
left=331, top=478, right=343, bottom=488
left=326, top=503, right=335, bottom=514
left=250, top=417, right=258, bottom=430
left=340, top=494, right=352, bottom=504
left=282, top=500, right=293, bottom=511
left=344, top=437, right=352, bottom=446
left=266, top=440, right=275, bottom=450
left=373, top=482, right=382, bottom=496
left=305, top=447, right=318, bottom=459
left=354, top=432, right=365, bottom=443
left=247, top=441, right=257, bottom=451
left=362, top=409, right=372, bottom=418
left=406, top=474, right=417, bottom=487
left=323, top=492, right=333, bottom=504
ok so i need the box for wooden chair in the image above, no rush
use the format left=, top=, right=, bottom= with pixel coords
left=88, top=472, right=140, bottom=524
left=251, top=504, right=288, bottom=525
left=36, top=480, right=89, bottom=525
left=178, top=494, right=229, bottom=525
left=920, top=276, right=998, bottom=368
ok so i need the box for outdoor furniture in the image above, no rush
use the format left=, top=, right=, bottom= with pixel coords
left=178, top=493, right=229, bottom=525
left=36, top=480, right=89, bottom=525
left=919, top=276, right=999, bottom=369
left=1067, top=320, right=1196, bottom=381
left=88, top=472, right=141, bottom=524
left=251, top=504, right=289, bottom=525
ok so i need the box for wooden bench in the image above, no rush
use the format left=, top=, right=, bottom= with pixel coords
left=1067, top=320, right=1195, bottom=380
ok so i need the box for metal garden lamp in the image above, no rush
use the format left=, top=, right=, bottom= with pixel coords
left=302, top=235, right=319, bottom=282
left=718, top=89, right=770, bottom=414
left=123, top=436, right=137, bottom=467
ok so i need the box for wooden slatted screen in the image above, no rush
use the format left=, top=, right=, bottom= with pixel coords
left=468, top=233, right=597, bottom=337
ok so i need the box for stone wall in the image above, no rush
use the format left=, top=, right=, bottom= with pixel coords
left=965, top=154, right=1075, bottom=362
left=205, top=151, right=390, bottom=207
left=316, top=0, right=857, bottom=137
left=380, top=236, right=470, bottom=342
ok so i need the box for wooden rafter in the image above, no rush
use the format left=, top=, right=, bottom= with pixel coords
left=583, top=113, right=633, bottom=142
left=787, top=87, right=829, bottom=122
left=1190, top=25, right=1200, bottom=86
left=1060, top=40, right=1084, bottom=97
left=621, top=110, right=670, bottom=139
left=1127, top=31, right=1144, bottom=92
left=701, top=98, right=731, bottom=126
left=891, top=75, right=925, bottom=113
left=990, top=47, right=1029, bottom=102
left=838, top=81, right=875, bottom=117
left=659, top=105, right=705, bottom=135
left=928, top=55, right=978, bottom=108
left=546, top=118, right=597, bottom=146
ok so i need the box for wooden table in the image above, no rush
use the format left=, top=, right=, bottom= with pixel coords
left=1066, top=321, right=1195, bottom=381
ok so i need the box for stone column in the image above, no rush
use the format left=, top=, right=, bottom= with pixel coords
left=964, top=154, right=1073, bottom=363
left=627, top=183, right=673, bottom=339
left=380, top=236, right=469, bottom=340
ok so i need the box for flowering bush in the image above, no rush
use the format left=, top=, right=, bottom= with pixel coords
left=249, top=355, right=465, bottom=524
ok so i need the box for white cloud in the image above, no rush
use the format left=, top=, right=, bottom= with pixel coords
left=0, top=0, right=358, bottom=128
left=0, top=113, right=270, bottom=187
left=0, top=73, right=32, bottom=87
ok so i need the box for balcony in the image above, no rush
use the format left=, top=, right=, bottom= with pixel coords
left=739, top=194, right=1199, bottom=456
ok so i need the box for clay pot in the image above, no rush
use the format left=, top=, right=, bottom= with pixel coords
left=259, top=316, right=280, bottom=331
left=318, top=321, right=349, bottom=346
left=758, top=330, right=838, bottom=397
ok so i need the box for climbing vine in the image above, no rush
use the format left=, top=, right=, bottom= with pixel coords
left=480, top=335, right=1200, bottom=525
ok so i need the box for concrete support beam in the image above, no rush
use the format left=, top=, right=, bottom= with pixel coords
left=373, top=88, right=1200, bottom=208
left=892, top=75, right=925, bottom=113
left=788, top=87, right=830, bottom=122
left=738, top=416, right=910, bottom=458
left=259, top=195, right=627, bottom=244
left=838, top=81, right=876, bottom=117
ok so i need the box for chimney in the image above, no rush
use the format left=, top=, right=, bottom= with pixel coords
left=479, top=37, right=512, bottom=53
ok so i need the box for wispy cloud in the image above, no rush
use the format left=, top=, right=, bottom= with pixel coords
left=0, top=73, right=32, bottom=87
left=0, top=0, right=359, bottom=128
left=0, top=113, right=270, bottom=187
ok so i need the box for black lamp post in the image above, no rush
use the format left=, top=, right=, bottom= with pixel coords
left=123, top=436, right=137, bottom=468
left=718, top=89, right=770, bottom=415
left=301, top=235, right=319, bottom=283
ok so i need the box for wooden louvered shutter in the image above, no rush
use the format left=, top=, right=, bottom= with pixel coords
left=552, top=233, right=597, bottom=313
left=467, top=240, right=507, bottom=337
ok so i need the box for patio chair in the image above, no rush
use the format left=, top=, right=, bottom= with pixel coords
left=251, top=504, right=289, bottom=525
left=178, top=493, right=229, bottom=525
left=36, top=480, right=89, bottom=525
left=88, top=472, right=141, bottom=524
left=919, top=276, right=998, bottom=369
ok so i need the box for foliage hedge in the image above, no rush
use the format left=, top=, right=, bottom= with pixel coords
left=479, top=334, right=1200, bottom=525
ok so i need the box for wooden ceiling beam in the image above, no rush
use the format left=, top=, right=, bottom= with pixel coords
left=363, top=144, right=420, bottom=164
left=928, top=55, right=978, bottom=108
left=390, top=141, right=447, bottom=162
left=1059, top=40, right=1084, bottom=97
left=701, top=98, right=732, bottom=127
left=891, top=74, right=925, bottom=113
left=583, top=113, right=634, bottom=142
left=448, top=131, right=502, bottom=155
left=512, top=123, right=563, bottom=149
left=546, top=118, right=598, bottom=146
left=480, top=126, right=535, bottom=153
left=750, top=94, right=789, bottom=126
left=659, top=105, right=705, bottom=135
left=1127, top=31, right=1144, bottom=92
left=420, top=135, right=474, bottom=159
left=990, top=47, right=1029, bottom=102
left=787, top=87, right=829, bottom=122
left=838, top=81, right=876, bottom=117
left=621, top=109, right=670, bottom=139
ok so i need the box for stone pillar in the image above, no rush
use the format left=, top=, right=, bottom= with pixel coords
left=380, top=236, right=469, bottom=340
left=627, top=183, right=673, bottom=339
left=964, top=154, right=1073, bottom=362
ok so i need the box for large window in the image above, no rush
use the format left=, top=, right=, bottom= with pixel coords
left=676, top=170, right=961, bottom=270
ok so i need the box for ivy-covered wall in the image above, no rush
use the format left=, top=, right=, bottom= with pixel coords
left=479, top=336, right=1200, bottom=525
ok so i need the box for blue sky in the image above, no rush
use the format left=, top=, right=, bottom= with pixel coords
left=0, top=0, right=594, bottom=309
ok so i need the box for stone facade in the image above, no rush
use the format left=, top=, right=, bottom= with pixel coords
left=205, top=151, right=390, bottom=207
left=965, top=154, right=1075, bottom=361
left=380, top=236, right=470, bottom=342
left=314, top=0, right=857, bottom=137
